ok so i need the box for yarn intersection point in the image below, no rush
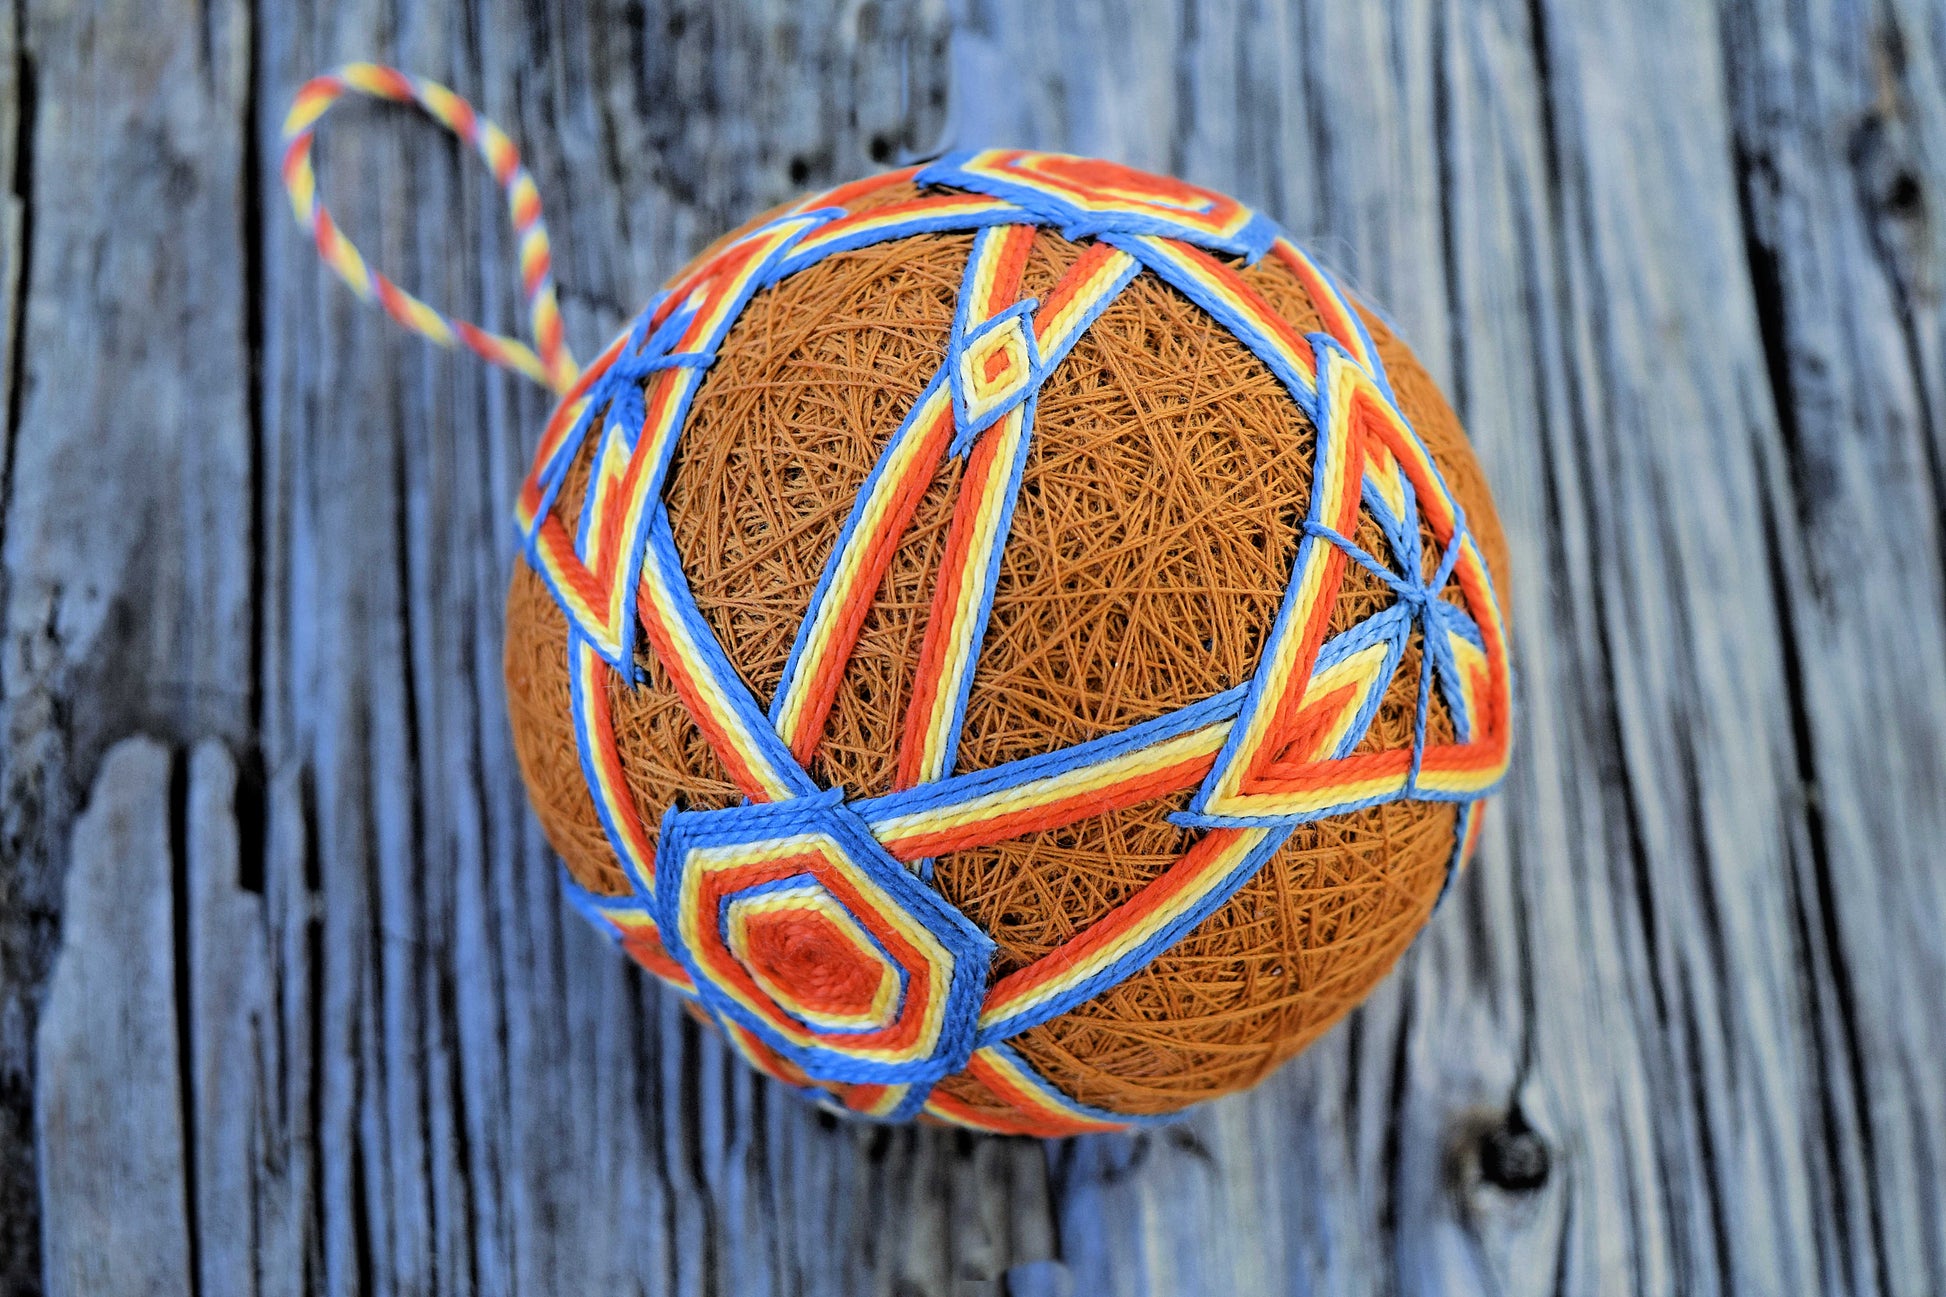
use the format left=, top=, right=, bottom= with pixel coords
left=281, top=70, right=1513, bottom=1135
left=918, top=149, right=1279, bottom=261
left=950, top=302, right=1040, bottom=440
left=1176, top=337, right=1511, bottom=830
left=653, top=790, right=992, bottom=1104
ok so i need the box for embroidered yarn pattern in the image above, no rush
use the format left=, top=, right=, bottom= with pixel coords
left=285, top=72, right=1512, bottom=1135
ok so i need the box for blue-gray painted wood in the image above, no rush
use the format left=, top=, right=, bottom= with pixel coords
left=34, top=739, right=193, bottom=1297
left=3, top=0, right=1943, bottom=1293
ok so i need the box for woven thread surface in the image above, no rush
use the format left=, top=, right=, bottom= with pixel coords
left=504, top=177, right=1510, bottom=1117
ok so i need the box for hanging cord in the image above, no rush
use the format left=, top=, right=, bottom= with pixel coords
left=282, top=63, right=581, bottom=396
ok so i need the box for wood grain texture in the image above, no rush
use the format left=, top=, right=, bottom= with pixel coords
left=3, top=0, right=1943, bottom=1294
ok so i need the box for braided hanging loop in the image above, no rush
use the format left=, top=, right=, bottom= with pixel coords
left=504, top=155, right=1512, bottom=1133
left=282, top=63, right=579, bottom=394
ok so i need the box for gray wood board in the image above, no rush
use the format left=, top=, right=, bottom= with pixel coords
left=4, top=0, right=1943, bottom=1293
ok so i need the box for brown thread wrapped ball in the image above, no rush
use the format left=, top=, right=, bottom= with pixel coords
left=505, top=176, right=1510, bottom=1119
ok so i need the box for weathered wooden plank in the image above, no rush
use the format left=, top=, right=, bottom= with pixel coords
left=5, top=0, right=1946, bottom=1294
left=1, top=0, right=256, bottom=1289
left=0, top=0, right=37, bottom=1282
left=1718, top=0, right=1946, bottom=1289
left=34, top=738, right=193, bottom=1297
left=186, top=739, right=284, bottom=1297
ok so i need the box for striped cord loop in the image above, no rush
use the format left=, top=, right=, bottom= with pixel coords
left=281, top=62, right=580, bottom=395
